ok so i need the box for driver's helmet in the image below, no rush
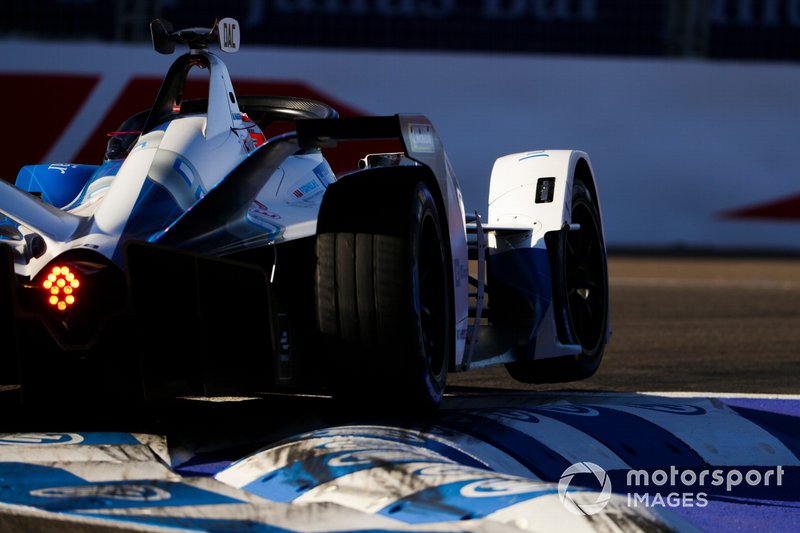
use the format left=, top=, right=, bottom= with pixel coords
left=104, top=109, right=149, bottom=161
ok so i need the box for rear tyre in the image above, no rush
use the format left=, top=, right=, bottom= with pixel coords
left=506, top=178, right=609, bottom=383
left=316, top=176, right=451, bottom=410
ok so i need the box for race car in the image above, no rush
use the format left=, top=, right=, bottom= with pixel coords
left=0, top=18, right=609, bottom=409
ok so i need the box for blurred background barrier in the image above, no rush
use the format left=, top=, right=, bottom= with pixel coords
left=5, top=0, right=800, bottom=61
left=1, top=0, right=798, bottom=253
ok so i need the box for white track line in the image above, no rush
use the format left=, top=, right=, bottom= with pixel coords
left=447, top=391, right=800, bottom=400
left=610, top=277, right=800, bottom=290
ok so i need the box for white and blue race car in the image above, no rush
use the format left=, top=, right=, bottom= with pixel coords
left=0, top=19, right=609, bottom=408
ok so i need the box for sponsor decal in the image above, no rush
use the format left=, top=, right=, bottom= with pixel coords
left=467, top=404, right=706, bottom=470
left=624, top=403, right=706, bottom=415
left=308, top=426, right=428, bottom=444
left=377, top=475, right=555, bottom=523
left=246, top=199, right=283, bottom=237
left=292, top=179, right=320, bottom=199
left=534, top=405, right=599, bottom=417
left=241, top=439, right=454, bottom=502
left=0, top=433, right=84, bottom=446
left=312, top=161, right=336, bottom=184
left=408, top=123, right=435, bottom=153
left=30, top=484, right=172, bottom=502
left=220, top=18, right=240, bottom=52
left=324, top=447, right=445, bottom=468
left=249, top=200, right=280, bottom=220
left=460, top=478, right=545, bottom=498
left=47, top=164, right=77, bottom=175
left=453, top=257, right=468, bottom=287
left=283, top=164, right=331, bottom=207
left=490, top=408, right=540, bottom=423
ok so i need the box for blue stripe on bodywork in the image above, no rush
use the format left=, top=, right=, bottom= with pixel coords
left=489, top=248, right=552, bottom=311
left=112, top=178, right=183, bottom=264
left=519, top=152, right=549, bottom=161
left=67, top=161, right=123, bottom=208
left=15, top=164, right=99, bottom=207
left=173, top=158, right=193, bottom=187
left=0, top=217, right=21, bottom=240
left=488, top=247, right=552, bottom=357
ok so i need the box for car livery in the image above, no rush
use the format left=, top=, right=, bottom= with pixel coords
left=0, top=18, right=609, bottom=408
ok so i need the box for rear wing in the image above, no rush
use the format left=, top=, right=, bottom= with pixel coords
left=297, top=115, right=437, bottom=153
left=296, top=115, right=450, bottom=179
left=296, top=115, right=453, bottom=201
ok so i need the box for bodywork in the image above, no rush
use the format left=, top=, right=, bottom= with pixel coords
left=0, top=20, right=608, bottom=399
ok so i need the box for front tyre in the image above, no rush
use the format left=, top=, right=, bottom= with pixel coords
left=316, top=177, right=452, bottom=410
left=506, top=178, right=609, bottom=383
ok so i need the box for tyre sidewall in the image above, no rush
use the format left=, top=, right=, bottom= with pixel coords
left=403, top=182, right=450, bottom=407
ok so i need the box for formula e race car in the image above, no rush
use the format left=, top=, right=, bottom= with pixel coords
left=0, top=19, right=609, bottom=408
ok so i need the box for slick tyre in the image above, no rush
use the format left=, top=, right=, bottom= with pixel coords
left=506, top=178, right=609, bottom=383
left=316, top=175, right=452, bottom=410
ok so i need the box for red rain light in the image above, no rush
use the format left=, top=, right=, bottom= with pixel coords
left=43, top=265, right=80, bottom=311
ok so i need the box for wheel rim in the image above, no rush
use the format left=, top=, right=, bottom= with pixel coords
left=565, top=197, right=607, bottom=353
left=417, top=211, right=448, bottom=377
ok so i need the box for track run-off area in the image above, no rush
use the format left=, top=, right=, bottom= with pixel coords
left=1, top=255, right=799, bottom=532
